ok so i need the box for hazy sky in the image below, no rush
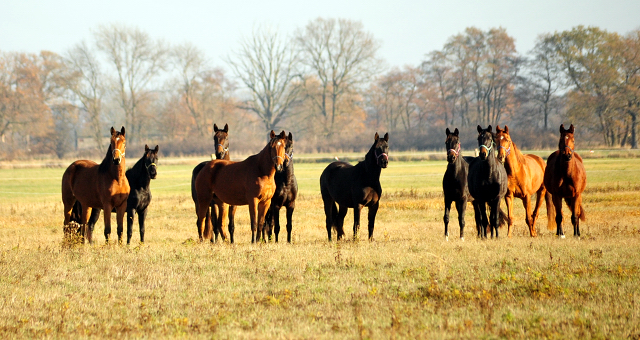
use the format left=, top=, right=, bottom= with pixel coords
left=1, top=0, right=639, bottom=70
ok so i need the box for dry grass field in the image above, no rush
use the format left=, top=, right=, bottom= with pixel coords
left=0, top=153, right=639, bottom=339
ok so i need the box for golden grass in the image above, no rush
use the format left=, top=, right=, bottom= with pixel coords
left=0, top=158, right=639, bottom=338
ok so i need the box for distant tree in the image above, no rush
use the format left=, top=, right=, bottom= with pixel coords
left=227, top=27, right=302, bottom=133
left=294, top=18, right=381, bottom=135
left=95, top=24, right=168, bottom=142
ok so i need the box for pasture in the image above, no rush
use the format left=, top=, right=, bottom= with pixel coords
left=0, top=154, right=639, bottom=338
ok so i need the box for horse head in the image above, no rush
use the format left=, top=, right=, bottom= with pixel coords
left=495, top=125, right=512, bottom=164
left=269, top=130, right=287, bottom=172
left=373, top=132, right=389, bottom=168
left=559, top=124, right=576, bottom=161
left=445, top=128, right=461, bottom=163
left=144, top=144, right=159, bottom=179
left=110, top=126, right=126, bottom=166
left=284, top=132, right=294, bottom=167
left=213, top=123, right=229, bottom=160
left=477, top=125, right=495, bottom=161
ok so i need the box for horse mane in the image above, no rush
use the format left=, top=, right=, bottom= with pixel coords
left=510, top=139, right=527, bottom=164
left=98, top=144, right=113, bottom=173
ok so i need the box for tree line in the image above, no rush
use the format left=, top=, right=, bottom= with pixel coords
left=1, top=20, right=639, bottom=159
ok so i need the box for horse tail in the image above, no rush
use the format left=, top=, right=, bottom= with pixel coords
left=498, top=206, right=508, bottom=228
left=579, top=203, right=586, bottom=221
left=545, top=192, right=555, bottom=231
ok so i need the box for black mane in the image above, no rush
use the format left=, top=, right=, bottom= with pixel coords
left=98, top=144, right=113, bottom=173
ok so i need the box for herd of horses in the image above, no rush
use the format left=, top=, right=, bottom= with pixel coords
left=60, top=122, right=586, bottom=245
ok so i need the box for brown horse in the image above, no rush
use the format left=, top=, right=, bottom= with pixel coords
left=495, top=125, right=554, bottom=237
left=191, top=123, right=237, bottom=242
left=61, top=127, right=130, bottom=243
left=195, top=130, right=287, bottom=243
left=543, top=124, right=587, bottom=237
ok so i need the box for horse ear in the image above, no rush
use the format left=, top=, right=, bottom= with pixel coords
left=496, top=125, right=502, bottom=133
left=505, top=125, right=509, bottom=133
left=270, top=130, right=276, bottom=139
left=569, top=124, right=575, bottom=134
left=145, top=144, right=149, bottom=152
left=279, top=130, right=286, bottom=139
left=560, top=124, right=565, bottom=134
left=374, top=132, right=379, bottom=141
left=453, top=128, right=459, bottom=136
left=110, top=127, right=116, bottom=136
left=288, top=132, right=293, bottom=141
left=120, top=126, right=125, bottom=136
left=223, top=124, right=228, bottom=133
left=487, top=125, right=492, bottom=133
left=214, top=124, right=219, bottom=132
left=477, top=125, right=483, bottom=134
left=383, top=132, right=389, bottom=142
left=154, top=145, right=159, bottom=153
left=446, top=128, right=451, bottom=136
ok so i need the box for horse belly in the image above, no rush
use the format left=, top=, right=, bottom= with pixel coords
left=360, top=188, right=379, bottom=207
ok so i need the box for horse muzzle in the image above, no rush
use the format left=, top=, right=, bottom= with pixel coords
left=479, top=151, right=488, bottom=160
left=113, top=157, right=122, bottom=165
left=497, top=152, right=505, bottom=163
left=447, top=152, right=456, bottom=163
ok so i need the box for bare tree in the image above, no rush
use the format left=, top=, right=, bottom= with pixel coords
left=294, top=18, right=381, bottom=135
left=95, top=24, right=168, bottom=142
left=227, top=27, right=302, bottom=132
left=64, top=41, right=105, bottom=147
left=526, top=34, right=564, bottom=131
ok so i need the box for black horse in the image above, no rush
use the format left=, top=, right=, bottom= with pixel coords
left=468, top=125, right=508, bottom=238
left=320, top=132, right=389, bottom=241
left=71, top=144, right=159, bottom=244
left=190, top=123, right=237, bottom=243
left=442, top=128, right=475, bottom=241
left=263, top=132, right=298, bottom=243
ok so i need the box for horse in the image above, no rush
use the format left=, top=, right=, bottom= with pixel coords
left=442, top=128, right=475, bottom=241
left=467, top=125, right=508, bottom=239
left=543, top=124, right=587, bottom=238
left=495, top=125, right=554, bottom=237
left=61, top=126, right=130, bottom=244
left=263, top=132, right=298, bottom=243
left=190, top=123, right=237, bottom=242
left=320, top=132, right=389, bottom=241
left=195, top=130, right=287, bottom=243
left=71, top=145, right=159, bottom=244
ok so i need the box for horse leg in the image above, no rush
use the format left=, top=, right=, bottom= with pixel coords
left=472, top=201, right=482, bottom=238
left=196, top=199, right=210, bottom=242
left=102, top=202, right=113, bottom=244
left=336, top=205, right=348, bottom=241
left=322, top=191, right=335, bottom=241
left=137, top=208, right=147, bottom=244
left=490, top=199, right=500, bottom=239
left=257, top=199, right=270, bottom=243
left=209, top=203, right=216, bottom=242
left=217, top=202, right=228, bottom=242
left=353, top=204, right=362, bottom=240
left=455, top=199, right=466, bottom=240
left=522, top=194, right=536, bottom=237
left=443, top=197, right=452, bottom=241
left=568, top=196, right=582, bottom=237
left=249, top=199, right=258, bottom=243
left=552, top=194, right=564, bottom=238
left=228, top=205, right=236, bottom=244
left=115, top=203, right=126, bottom=245
left=504, top=191, right=514, bottom=238
left=125, top=206, right=135, bottom=244
left=273, top=207, right=281, bottom=243
left=367, top=202, right=379, bottom=241
left=479, top=203, right=489, bottom=239
left=530, top=187, right=546, bottom=234
left=285, top=203, right=294, bottom=243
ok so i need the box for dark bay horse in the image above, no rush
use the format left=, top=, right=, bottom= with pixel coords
left=61, top=127, right=130, bottom=243
left=442, top=128, right=475, bottom=241
left=264, top=132, right=298, bottom=243
left=320, top=132, right=389, bottom=241
left=195, top=130, right=287, bottom=243
left=191, top=123, right=237, bottom=242
left=495, top=125, right=554, bottom=237
left=543, top=124, right=587, bottom=237
left=71, top=145, right=159, bottom=244
left=468, top=125, right=508, bottom=239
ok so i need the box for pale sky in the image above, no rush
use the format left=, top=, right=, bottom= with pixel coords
left=1, top=0, right=639, bottom=70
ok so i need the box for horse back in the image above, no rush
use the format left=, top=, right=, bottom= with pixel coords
left=207, top=159, right=276, bottom=206
left=321, top=161, right=380, bottom=208
left=62, top=160, right=103, bottom=208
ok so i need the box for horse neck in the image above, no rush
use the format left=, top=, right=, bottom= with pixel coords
left=363, top=148, right=382, bottom=179
left=110, top=158, right=126, bottom=183
left=257, top=143, right=276, bottom=178
left=503, top=141, right=523, bottom=174
left=224, top=152, right=230, bottom=161
left=130, top=156, right=150, bottom=188
left=449, top=152, right=466, bottom=175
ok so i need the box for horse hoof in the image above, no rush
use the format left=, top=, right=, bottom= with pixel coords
left=445, top=236, right=449, bottom=241
left=560, top=235, right=566, bottom=239
left=460, top=237, right=465, bottom=242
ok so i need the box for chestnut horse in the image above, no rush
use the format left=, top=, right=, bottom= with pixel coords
left=191, top=123, right=237, bottom=242
left=543, top=124, right=587, bottom=237
left=495, top=125, right=554, bottom=237
left=61, top=127, right=130, bottom=243
left=195, top=130, right=287, bottom=243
